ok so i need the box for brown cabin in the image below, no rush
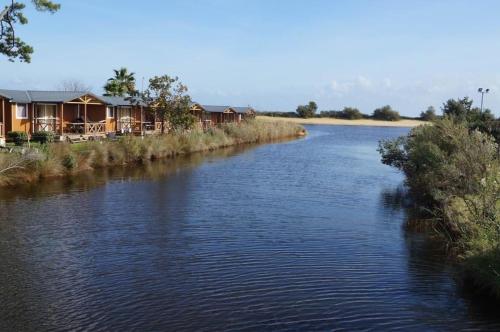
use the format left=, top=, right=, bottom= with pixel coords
left=190, top=103, right=256, bottom=129
left=0, top=90, right=162, bottom=139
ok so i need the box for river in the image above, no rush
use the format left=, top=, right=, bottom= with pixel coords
left=0, top=125, right=498, bottom=331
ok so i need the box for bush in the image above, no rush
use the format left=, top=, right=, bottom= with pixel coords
left=31, top=131, right=55, bottom=144
left=7, top=131, right=28, bottom=146
left=62, top=154, right=76, bottom=170
left=378, top=116, right=500, bottom=297
left=296, top=101, right=317, bottom=118
left=372, top=105, right=400, bottom=121
left=420, top=106, right=437, bottom=121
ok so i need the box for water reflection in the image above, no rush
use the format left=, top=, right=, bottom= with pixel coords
left=0, top=125, right=499, bottom=331
left=0, top=144, right=259, bottom=202
left=380, top=185, right=500, bottom=328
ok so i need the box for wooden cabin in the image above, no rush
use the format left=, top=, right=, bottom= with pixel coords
left=0, top=89, right=111, bottom=138
left=0, top=89, right=164, bottom=140
left=0, top=89, right=257, bottom=140
left=190, top=103, right=257, bottom=129
left=101, top=96, right=158, bottom=135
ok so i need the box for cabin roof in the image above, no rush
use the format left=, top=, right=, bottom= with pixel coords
left=0, top=89, right=108, bottom=104
left=232, top=106, right=255, bottom=114
left=200, top=105, right=233, bottom=113
left=100, top=96, right=141, bottom=107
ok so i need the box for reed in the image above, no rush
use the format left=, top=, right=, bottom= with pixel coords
left=0, top=119, right=305, bottom=186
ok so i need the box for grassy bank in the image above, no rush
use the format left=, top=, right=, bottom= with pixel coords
left=257, top=115, right=427, bottom=128
left=0, top=120, right=305, bottom=187
left=378, top=116, right=500, bottom=298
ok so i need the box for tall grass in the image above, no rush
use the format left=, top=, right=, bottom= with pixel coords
left=0, top=120, right=305, bottom=186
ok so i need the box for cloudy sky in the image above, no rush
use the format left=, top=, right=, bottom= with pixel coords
left=1, top=0, right=499, bottom=116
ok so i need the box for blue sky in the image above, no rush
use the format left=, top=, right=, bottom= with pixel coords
left=1, top=0, right=500, bottom=116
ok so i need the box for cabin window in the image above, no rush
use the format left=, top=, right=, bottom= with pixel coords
left=16, top=104, right=28, bottom=119
left=35, top=104, right=56, bottom=119
left=107, top=107, right=114, bottom=119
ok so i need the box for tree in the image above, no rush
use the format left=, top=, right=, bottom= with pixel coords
left=340, top=107, right=363, bottom=120
left=103, top=67, right=136, bottom=97
left=420, top=106, right=437, bottom=121
left=296, top=101, right=317, bottom=118
left=442, top=97, right=473, bottom=120
left=57, top=79, right=92, bottom=92
left=372, top=105, right=400, bottom=121
left=135, top=75, right=195, bottom=134
left=1, top=0, right=60, bottom=62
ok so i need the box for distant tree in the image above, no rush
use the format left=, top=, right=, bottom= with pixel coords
left=296, top=101, right=317, bottom=118
left=103, top=67, right=136, bottom=97
left=340, top=107, right=363, bottom=120
left=0, top=0, right=60, bottom=62
left=57, top=79, right=92, bottom=92
left=441, top=97, right=474, bottom=120
left=420, top=106, right=437, bottom=121
left=134, top=75, right=195, bottom=134
left=372, top=105, right=400, bottom=121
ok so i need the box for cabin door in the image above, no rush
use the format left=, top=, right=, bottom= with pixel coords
left=35, top=104, right=57, bottom=132
left=117, top=107, right=132, bottom=132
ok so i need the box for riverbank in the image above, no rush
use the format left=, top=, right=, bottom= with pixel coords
left=0, top=120, right=305, bottom=187
left=257, top=115, right=427, bottom=128
left=378, top=116, right=500, bottom=299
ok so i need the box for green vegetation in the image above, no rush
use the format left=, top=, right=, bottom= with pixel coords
left=132, top=75, right=194, bottom=133
left=296, top=101, right=318, bottom=118
left=0, top=0, right=60, bottom=62
left=372, top=105, right=400, bottom=121
left=0, top=120, right=305, bottom=186
left=265, top=103, right=415, bottom=121
left=320, top=107, right=365, bottom=120
left=7, top=131, right=28, bottom=145
left=378, top=97, right=500, bottom=297
left=31, top=131, right=54, bottom=144
left=420, top=106, right=437, bottom=121
left=103, top=67, right=136, bottom=97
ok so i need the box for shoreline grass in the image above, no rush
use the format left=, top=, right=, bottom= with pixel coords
left=0, top=120, right=305, bottom=187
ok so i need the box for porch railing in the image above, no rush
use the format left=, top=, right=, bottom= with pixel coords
left=85, top=122, right=106, bottom=134
left=35, top=118, right=59, bottom=133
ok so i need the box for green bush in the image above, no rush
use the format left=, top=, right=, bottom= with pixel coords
left=296, top=101, right=317, bottom=118
left=372, top=105, right=400, bottom=121
left=31, top=131, right=55, bottom=144
left=378, top=115, right=500, bottom=296
left=7, top=131, right=28, bottom=146
left=62, top=154, right=76, bottom=170
left=420, top=106, right=437, bottom=121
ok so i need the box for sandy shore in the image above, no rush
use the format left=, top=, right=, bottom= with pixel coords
left=257, top=116, right=427, bottom=128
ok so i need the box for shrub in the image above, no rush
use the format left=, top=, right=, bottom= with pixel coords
left=31, top=131, right=55, bottom=144
left=7, top=131, right=28, bottom=146
left=420, top=106, right=437, bottom=121
left=372, top=105, right=400, bottom=121
left=378, top=115, right=500, bottom=297
left=62, top=154, right=76, bottom=170
left=296, top=101, right=317, bottom=118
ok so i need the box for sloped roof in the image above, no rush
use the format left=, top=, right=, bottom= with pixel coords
left=0, top=89, right=108, bottom=104
left=200, top=105, right=233, bottom=113
left=0, top=89, right=31, bottom=103
left=232, top=106, right=255, bottom=114
left=101, top=96, right=137, bottom=106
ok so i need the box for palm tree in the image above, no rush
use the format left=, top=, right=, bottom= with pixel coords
left=103, top=67, right=136, bottom=97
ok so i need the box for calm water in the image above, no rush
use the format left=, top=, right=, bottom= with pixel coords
left=0, top=125, right=499, bottom=331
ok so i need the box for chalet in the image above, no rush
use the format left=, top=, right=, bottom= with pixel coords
left=0, top=89, right=257, bottom=142
left=190, top=103, right=256, bottom=129
left=0, top=89, right=111, bottom=138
